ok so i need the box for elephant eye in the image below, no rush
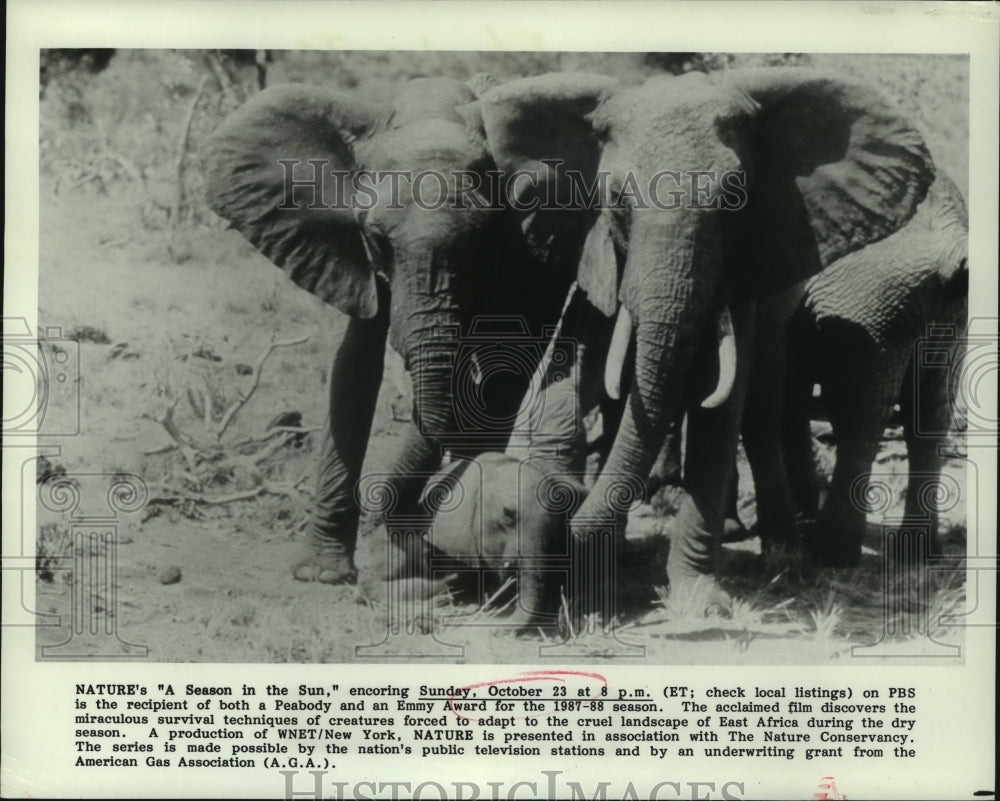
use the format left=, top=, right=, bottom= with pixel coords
left=610, top=190, right=632, bottom=229
left=609, top=184, right=635, bottom=214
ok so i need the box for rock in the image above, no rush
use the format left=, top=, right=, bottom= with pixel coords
left=158, top=565, right=182, bottom=585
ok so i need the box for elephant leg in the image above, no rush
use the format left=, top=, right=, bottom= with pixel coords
left=741, top=287, right=804, bottom=553
left=806, top=321, right=898, bottom=567
left=722, top=455, right=749, bottom=542
left=743, top=395, right=799, bottom=554
left=782, top=304, right=822, bottom=519
left=899, top=351, right=954, bottom=556
left=671, top=412, right=738, bottom=589
left=666, top=300, right=756, bottom=610
left=294, top=286, right=389, bottom=585
left=783, top=389, right=821, bottom=520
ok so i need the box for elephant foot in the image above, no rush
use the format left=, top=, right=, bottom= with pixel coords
left=799, top=510, right=866, bottom=569
left=722, top=516, right=751, bottom=543
left=292, top=544, right=358, bottom=585
left=665, top=575, right=732, bottom=619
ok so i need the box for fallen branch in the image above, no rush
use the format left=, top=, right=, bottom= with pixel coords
left=213, top=431, right=297, bottom=474
left=232, top=424, right=320, bottom=449
left=247, top=432, right=295, bottom=465
left=141, top=400, right=202, bottom=473
left=215, top=333, right=311, bottom=440
left=147, top=481, right=308, bottom=508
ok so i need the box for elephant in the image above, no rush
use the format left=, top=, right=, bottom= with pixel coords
left=645, top=422, right=750, bottom=544
left=206, top=78, right=576, bottom=587
left=741, top=171, right=968, bottom=566
left=474, top=68, right=937, bottom=610
left=385, top=451, right=587, bottom=630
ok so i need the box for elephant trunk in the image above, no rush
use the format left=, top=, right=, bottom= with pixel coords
left=375, top=249, right=468, bottom=516
left=389, top=248, right=465, bottom=441
left=573, top=216, right=720, bottom=526
left=605, top=302, right=735, bottom=408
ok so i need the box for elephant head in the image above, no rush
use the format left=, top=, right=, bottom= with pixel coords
left=207, top=78, right=507, bottom=440
left=392, top=452, right=585, bottom=630
left=477, top=68, right=936, bottom=593
left=206, top=78, right=576, bottom=584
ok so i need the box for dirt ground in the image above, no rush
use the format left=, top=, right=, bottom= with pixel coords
left=33, top=50, right=970, bottom=664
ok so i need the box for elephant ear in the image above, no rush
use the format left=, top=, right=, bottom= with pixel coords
left=479, top=73, right=619, bottom=278
left=420, top=459, right=481, bottom=561
left=919, top=172, right=968, bottom=284
left=205, top=85, right=385, bottom=318
left=724, top=68, right=937, bottom=292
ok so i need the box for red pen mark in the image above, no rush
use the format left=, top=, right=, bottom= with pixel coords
left=813, top=776, right=846, bottom=800
left=447, top=670, right=607, bottom=722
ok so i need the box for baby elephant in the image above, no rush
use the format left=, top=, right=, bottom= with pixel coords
left=386, top=452, right=586, bottom=631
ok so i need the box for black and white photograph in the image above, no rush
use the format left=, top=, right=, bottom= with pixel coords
left=28, top=47, right=975, bottom=663
left=3, top=2, right=997, bottom=799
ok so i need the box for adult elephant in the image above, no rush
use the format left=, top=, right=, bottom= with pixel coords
left=206, top=78, right=575, bottom=585
left=752, top=172, right=968, bottom=565
left=475, top=68, right=936, bottom=608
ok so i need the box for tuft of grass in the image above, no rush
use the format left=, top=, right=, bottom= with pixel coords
left=926, top=583, right=966, bottom=645
left=653, top=577, right=732, bottom=621
left=809, top=593, right=845, bottom=643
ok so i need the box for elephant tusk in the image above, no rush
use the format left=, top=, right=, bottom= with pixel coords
left=701, top=305, right=736, bottom=409
left=604, top=304, right=633, bottom=400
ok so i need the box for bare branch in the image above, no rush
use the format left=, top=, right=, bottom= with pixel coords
left=141, top=400, right=201, bottom=472
left=247, top=432, right=295, bottom=465
left=172, top=74, right=209, bottom=229
left=232, top=424, right=320, bottom=449
left=207, top=52, right=239, bottom=108
left=99, top=151, right=145, bottom=191
left=147, top=481, right=306, bottom=508
left=215, top=333, right=311, bottom=440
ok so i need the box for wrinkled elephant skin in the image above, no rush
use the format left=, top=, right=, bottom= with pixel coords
left=206, top=78, right=575, bottom=586
left=477, top=68, right=937, bottom=608
left=386, top=453, right=586, bottom=631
